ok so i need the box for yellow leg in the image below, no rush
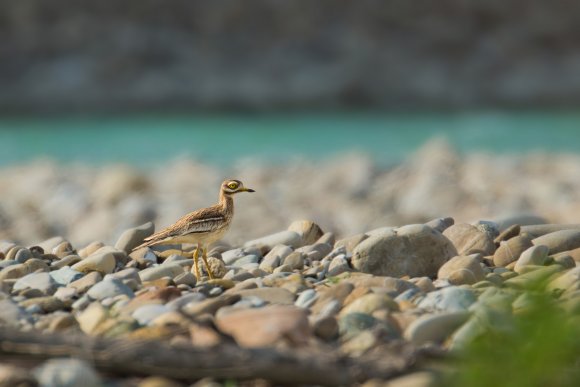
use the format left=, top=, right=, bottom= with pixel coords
left=191, top=246, right=201, bottom=279
left=200, top=247, right=215, bottom=279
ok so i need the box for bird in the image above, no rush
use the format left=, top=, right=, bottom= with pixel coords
left=133, top=179, right=255, bottom=279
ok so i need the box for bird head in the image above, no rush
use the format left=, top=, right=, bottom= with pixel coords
left=221, top=179, right=255, bottom=195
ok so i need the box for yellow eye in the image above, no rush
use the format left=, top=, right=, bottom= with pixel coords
left=228, top=182, right=238, bottom=189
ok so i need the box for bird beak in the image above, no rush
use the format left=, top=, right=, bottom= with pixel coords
left=243, top=188, right=255, bottom=193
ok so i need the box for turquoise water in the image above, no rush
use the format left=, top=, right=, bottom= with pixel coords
left=1, top=111, right=579, bottom=167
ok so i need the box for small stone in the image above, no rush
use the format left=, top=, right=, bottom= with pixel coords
left=494, top=224, right=521, bottom=244
left=50, top=266, right=84, bottom=286
left=295, top=289, right=318, bottom=308
left=438, top=255, right=486, bottom=283
left=297, top=243, right=332, bottom=261
left=404, top=311, right=470, bottom=344
left=14, top=248, right=33, bottom=263
left=174, top=272, right=197, bottom=287
left=244, top=231, right=302, bottom=250
left=72, top=252, right=116, bottom=274
left=216, top=305, right=311, bottom=347
left=232, top=254, right=259, bottom=267
left=327, top=255, right=350, bottom=277
left=338, top=313, right=379, bottom=339
left=258, top=252, right=282, bottom=273
left=115, top=221, right=155, bottom=253
left=425, top=217, right=455, bottom=233
left=288, top=220, right=324, bottom=246
left=133, top=304, right=172, bottom=326
left=230, top=287, right=295, bottom=305
left=54, top=287, right=78, bottom=303
left=514, top=245, right=549, bottom=273
left=182, top=294, right=241, bottom=316
left=493, top=234, right=534, bottom=267
left=78, top=241, right=105, bottom=258
left=0, top=299, right=29, bottom=328
left=36, top=236, right=67, bottom=254
left=273, top=264, right=293, bottom=273
left=87, top=278, right=135, bottom=301
left=47, top=312, right=77, bottom=332
left=76, top=302, right=108, bottom=334
left=412, top=277, right=436, bottom=293
left=35, top=358, right=101, bottom=387
left=447, top=269, right=477, bottom=285
left=20, top=296, right=66, bottom=313
left=417, top=286, right=477, bottom=312
left=139, top=263, right=184, bottom=282
left=206, top=257, right=227, bottom=278
left=52, top=241, right=75, bottom=258
left=13, top=272, right=58, bottom=296
left=554, top=254, right=576, bottom=269
left=443, top=223, right=496, bottom=256
left=312, top=316, right=339, bottom=341
left=51, top=254, right=82, bottom=269
left=221, top=248, right=247, bottom=265
left=334, top=234, right=368, bottom=253
left=283, top=251, right=305, bottom=270
left=69, top=271, right=103, bottom=293
left=340, top=294, right=398, bottom=316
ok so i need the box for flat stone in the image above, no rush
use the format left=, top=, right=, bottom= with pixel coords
left=493, top=234, right=534, bottom=267
left=50, top=266, right=84, bottom=286
left=139, top=263, right=184, bottom=282
left=76, top=302, right=108, bottom=334
left=51, top=255, right=82, bottom=269
left=417, top=286, right=477, bottom=312
left=182, top=294, right=240, bottom=316
left=72, top=252, right=116, bottom=274
left=437, top=255, right=486, bottom=284
left=114, top=221, right=155, bottom=253
left=404, top=311, right=470, bottom=344
left=295, top=289, right=318, bottom=308
left=174, top=272, right=197, bottom=287
left=283, top=252, right=305, bottom=270
left=244, top=231, right=302, bottom=250
left=328, top=256, right=350, bottom=276
left=87, top=278, right=135, bottom=300
left=334, top=234, right=368, bottom=253
left=232, top=254, right=259, bottom=267
left=69, top=271, right=103, bottom=293
left=352, top=224, right=457, bottom=278
left=13, top=272, right=58, bottom=296
left=78, top=241, right=105, bottom=258
left=20, top=296, right=66, bottom=313
left=229, top=287, right=295, bottom=305
left=215, top=305, right=311, bottom=348
left=522, top=223, right=580, bottom=238
left=132, top=304, right=172, bottom=326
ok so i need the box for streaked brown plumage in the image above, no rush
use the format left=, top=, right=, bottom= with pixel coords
left=133, top=179, right=255, bottom=279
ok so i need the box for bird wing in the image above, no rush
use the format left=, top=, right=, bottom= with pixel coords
left=134, top=205, right=225, bottom=249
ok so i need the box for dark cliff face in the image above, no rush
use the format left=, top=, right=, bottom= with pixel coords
left=1, top=0, right=580, bottom=112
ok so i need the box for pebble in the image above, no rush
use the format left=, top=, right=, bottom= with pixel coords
left=328, top=255, right=350, bottom=276
left=174, top=271, right=197, bottom=287
left=132, top=304, right=172, bottom=325
left=0, top=299, right=29, bottom=327
left=69, top=271, right=103, bottom=293
left=13, top=272, right=58, bottom=296
left=230, top=287, right=295, bottom=305
left=35, top=358, right=102, bottom=387
left=352, top=224, right=457, bottom=278
left=295, top=289, right=318, bottom=308
left=50, top=266, right=84, bottom=286
left=287, top=220, right=324, bottom=246
left=232, top=254, right=259, bottom=267
left=72, top=251, right=116, bottom=274
left=417, top=286, right=477, bottom=312
left=51, top=254, right=82, bottom=269
left=514, top=245, right=549, bottom=273
left=425, top=217, right=455, bottom=233
left=78, top=241, right=105, bottom=258
left=20, top=296, right=66, bottom=313
left=493, top=234, right=534, bottom=267
left=437, top=255, right=486, bottom=284
left=87, top=278, right=135, bottom=300
left=404, top=311, right=470, bottom=344
left=532, top=229, right=580, bottom=254
left=340, top=294, right=398, bottom=316
left=244, top=230, right=302, bottom=250
left=443, top=223, right=496, bottom=256
left=215, top=305, right=311, bottom=347
left=335, top=234, right=368, bottom=253
left=115, top=221, right=155, bottom=253
left=139, top=263, right=184, bottom=282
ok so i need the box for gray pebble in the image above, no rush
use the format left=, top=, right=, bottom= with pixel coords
left=87, top=278, right=134, bottom=301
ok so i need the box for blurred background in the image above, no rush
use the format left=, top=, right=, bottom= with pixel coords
left=1, top=0, right=580, bottom=247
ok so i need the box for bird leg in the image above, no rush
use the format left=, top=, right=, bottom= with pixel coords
left=191, top=246, right=201, bottom=279
left=200, top=247, right=215, bottom=280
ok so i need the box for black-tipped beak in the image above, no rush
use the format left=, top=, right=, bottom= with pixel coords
left=245, top=188, right=255, bottom=193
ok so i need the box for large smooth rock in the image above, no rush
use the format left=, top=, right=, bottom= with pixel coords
left=216, top=305, right=311, bottom=347
left=514, top=245, right=549, bottom=274
left=352, top=224, right=457, bottom=277
left=443, top=223, right=495, bottom=256
left=114, top=221, right=155, bottom=253
left=437, top=255, right=486, bottom=285
left=532, top=230, right=580, bottom=255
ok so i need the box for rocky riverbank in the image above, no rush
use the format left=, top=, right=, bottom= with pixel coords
left=2, top=139, right=580, bottom=248
left=0, top=215, right=579, bottom=386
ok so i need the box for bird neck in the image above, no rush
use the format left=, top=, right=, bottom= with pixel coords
left=219, top=190, right=234, bottom=211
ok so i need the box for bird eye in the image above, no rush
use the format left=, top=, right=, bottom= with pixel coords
left=228, top=182, right=238, bottom=189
